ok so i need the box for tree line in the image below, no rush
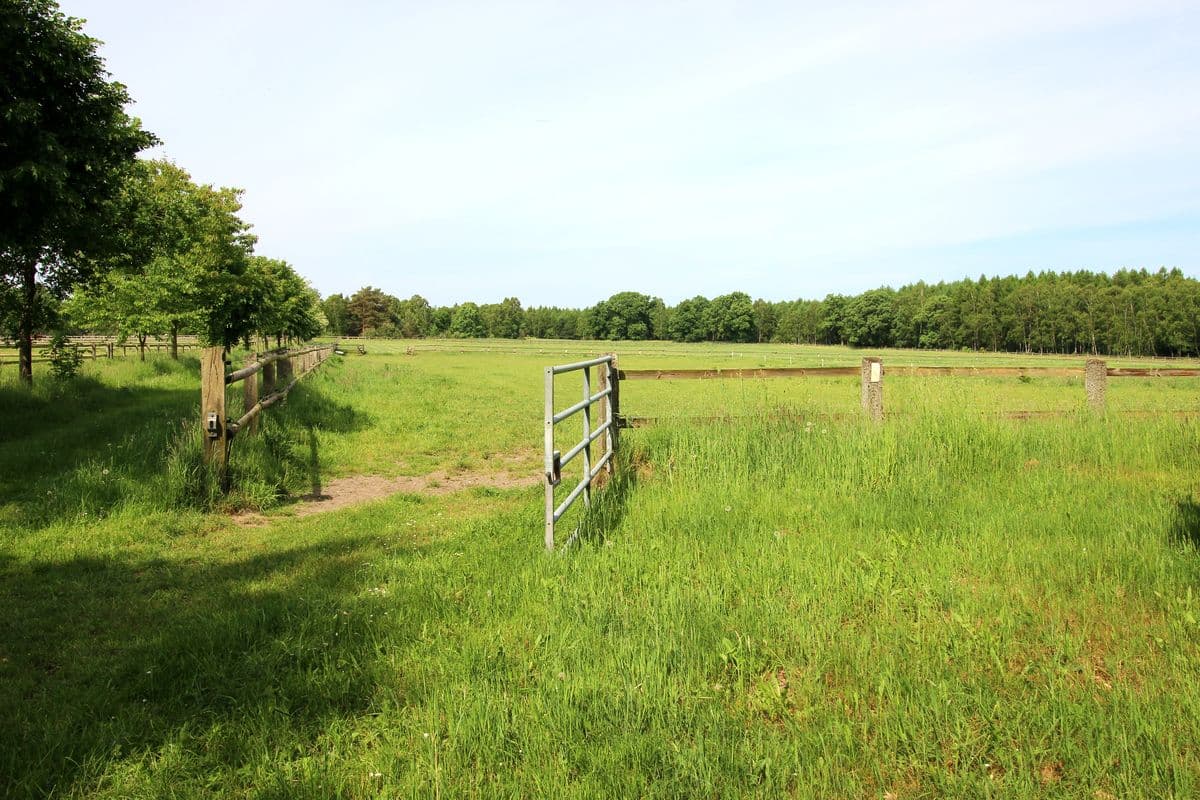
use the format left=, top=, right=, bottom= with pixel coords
left=326, top=268, right=1200, bottom=358
left=1, top=0, right=323, bottom=384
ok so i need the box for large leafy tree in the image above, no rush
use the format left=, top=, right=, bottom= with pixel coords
left=480, top=297, right=523, bottom=339
left=65, top=160, right=256, bottom=354
left=449, top=302, right=486, bottom=338
left=587, top=292, right=661, bottom=340
left=321, top=293, right=351, bottom=335
left=1, top=0, right=156, bottom=384
left=246, top=256, right=323, bottom=347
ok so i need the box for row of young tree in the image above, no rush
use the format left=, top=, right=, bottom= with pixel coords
left=1, top=1, right=323, bottom=384
left=326, top=268, right=1200, bottom=358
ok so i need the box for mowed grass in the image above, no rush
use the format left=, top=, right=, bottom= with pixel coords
left=1, top=340, right=1199, bottom=797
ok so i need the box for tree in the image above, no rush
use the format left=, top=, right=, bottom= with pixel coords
left=321, top=293, right=351, bottom=335
left=391, top=294, right=433, bottom=338
left=668, top=296, right=711, bottom=342
left=65, top=160, right=256, bottom=356
left=704, top=292, right=755, bottom=342
left=480, top=297, right=523, bottom=338
left=246, top=257, right=323, bottom=347
left=346, top=286, right=392, bottom=335
left=587, top=292, right=660, bottom=340
left=449, top=302, right=486, bottom=338
left=844, top=288, right=896, bottom=348
left=1, top=0, right=156, bottom=384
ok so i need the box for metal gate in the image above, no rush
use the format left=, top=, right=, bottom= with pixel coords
left=543, top=354, right=619, bottom=550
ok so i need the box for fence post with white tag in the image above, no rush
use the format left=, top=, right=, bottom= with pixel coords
left=862, top=356, right=884, bottom=422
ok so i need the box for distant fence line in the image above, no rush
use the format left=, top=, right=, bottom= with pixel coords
left=201, top=342, right=340, bottom=490
left=617, top=357, right=1199, bottom=427
left=339, top=336, right=1200, bottom=364
left=0, top=336, right=204, bottom=369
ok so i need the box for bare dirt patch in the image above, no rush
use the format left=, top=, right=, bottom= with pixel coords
left=232, top=468, right=539, bottom=525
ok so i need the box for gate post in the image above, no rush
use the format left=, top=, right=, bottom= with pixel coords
left=544, top=366, right=556, bottom=551
left=200, top=347, right=229, bottom=488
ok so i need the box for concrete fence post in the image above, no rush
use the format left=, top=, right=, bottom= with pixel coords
left=862, top=356, right=884, bottom=422
left=1086, top=358, right=1107, bottom=413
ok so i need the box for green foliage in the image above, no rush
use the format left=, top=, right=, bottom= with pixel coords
left=0, top=0, right=156, bottom=383
left=346, top=286, right=391, bottom=335
left=479, top=297, right=523, bottom=339
left=448, top=301, right=486, bottom=338
left=586, top=291, right=663, bottom=340
left=329, top=267, right=1200, bottom=357
left=245, top=256, right=324, bottom=345
left=62, top=159, right=263, bottom=351
left=320, top=293, right=351, bottom=335
left=39, top=331, right=82, bottom=380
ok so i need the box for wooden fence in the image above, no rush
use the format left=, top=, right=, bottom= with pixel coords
left=618, top=357, right=1200, bottom=425
left=200, top=343, right=339, bottom=488
left=0, top=336, right=204, bottom=370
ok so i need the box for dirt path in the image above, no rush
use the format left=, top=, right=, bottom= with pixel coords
left=233, top=468, right=540, bottom=526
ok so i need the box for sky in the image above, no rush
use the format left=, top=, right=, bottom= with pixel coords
left=62, top=0, right=1200, bottom=306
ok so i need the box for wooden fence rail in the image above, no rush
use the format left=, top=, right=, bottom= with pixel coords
left=617, top=357, right=1199, bottom=425
left=0, top=340, right=203, bottom=370
left=200, top=342, right=339, bottom=489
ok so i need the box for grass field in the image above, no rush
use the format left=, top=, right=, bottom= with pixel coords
left=2, top=339, right=1200, bottom=797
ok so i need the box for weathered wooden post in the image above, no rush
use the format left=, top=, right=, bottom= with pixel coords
left=277, top=349, right=293, bottom=386
left=261, top=356, right=276, bottom=399
left=107, top=343, right=114, bottom=359
left=200, top=347, right=229, bottom=488
left=243, top=354, right=260, bottom=434
left=1085, top=358, right=1107, bottom=414
left=862, top=356, right=883, bottom=421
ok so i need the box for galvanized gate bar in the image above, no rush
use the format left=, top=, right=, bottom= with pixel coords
left=552, top=386, right=612, bottom=424
left=551, top=355, right=614, bottom=375
left=544, top=354, right=619, bottom=550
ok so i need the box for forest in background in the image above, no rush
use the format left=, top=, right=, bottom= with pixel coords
left=323, top=267, right=1200, bottom=357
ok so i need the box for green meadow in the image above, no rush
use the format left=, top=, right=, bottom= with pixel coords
left=2, top=339, right=1199, bottom=798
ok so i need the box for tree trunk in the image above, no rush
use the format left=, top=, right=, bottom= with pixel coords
left=18, top=256, right=36, bottom=387
left=139, top=333, right=147, bottom=361
left=170, top=324, right=179, bottom=359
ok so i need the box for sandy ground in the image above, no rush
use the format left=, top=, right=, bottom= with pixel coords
left=232, top=467, right=540, bottom=526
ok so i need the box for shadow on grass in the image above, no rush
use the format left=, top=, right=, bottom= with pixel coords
left=0, top=531, right=448, bottom=797
left=2, top=367, right=374, bottom=528
left=1170, top=499, right=1200, bottom=549
left=569, top=450, right=641, bottom=548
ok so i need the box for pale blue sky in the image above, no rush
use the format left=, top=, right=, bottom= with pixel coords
left=64, top=0, right=1200, bottom=305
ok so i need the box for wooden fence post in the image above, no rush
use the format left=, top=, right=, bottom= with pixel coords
left=277, top=349, right=293, bottom=385
left=244, top=354, right=260, bottom=434
left=200, top=347, right=229, bottom=488
left=1086, top=358, right=1107, bottom=413
left=261, top=357, right=276, bottom=399
left=862, top=356, right=883, bottom=421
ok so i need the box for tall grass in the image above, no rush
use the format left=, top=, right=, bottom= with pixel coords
left=2, top=350, right=1199, bottom=797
